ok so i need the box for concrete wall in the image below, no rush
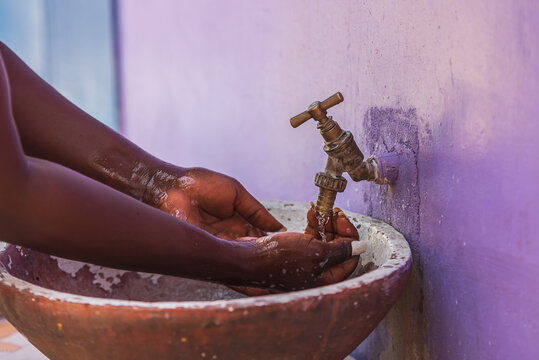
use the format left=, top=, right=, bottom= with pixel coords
left=117, top=1, right=539, bottom=359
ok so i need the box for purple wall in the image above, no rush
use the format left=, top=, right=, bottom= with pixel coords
left=117, top=1, right=539, bottom=359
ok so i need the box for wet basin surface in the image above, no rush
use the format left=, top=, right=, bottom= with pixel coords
left=0, top=201, right=411, bottom=360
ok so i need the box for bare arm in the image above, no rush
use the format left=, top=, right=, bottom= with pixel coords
left=0, top=52, right=252, bottom=281
left=0, top=41, right=166, bottom=204
left=0, top=46, right=353, bottom=291
left=0, top=41, right=283, bottom=238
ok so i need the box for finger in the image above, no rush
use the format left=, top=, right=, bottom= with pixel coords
left=304, top=224, right=321, bottom=239
left=234, top=183, right=284, bottom=232
left=212, top=230, right=236, bottom=240
left=323, top=238, right=354, bottom=268
left=331, top=211, right=359, bottom=239
left=304, top=225, right=335, bottom=241
left=208, top=214, right=260, bottom=239
left=306, top=208, right=324, bottom=239
left=246, top=225, right=266, bottom=238
left=211, top=224, right=247, bottom=240
left=306, top=208, right=334, bottom=233
left=235, top=236, right=257, bottom=242
left=306, top=207, right=317, bottom=227
left=317, top=257, right=360, bottom=286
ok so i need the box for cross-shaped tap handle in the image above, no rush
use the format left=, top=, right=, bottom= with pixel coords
left=290, top=92, right=344, bottom=128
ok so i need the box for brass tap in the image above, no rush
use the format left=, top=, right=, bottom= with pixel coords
left=290, top=92, right=399, bottom=215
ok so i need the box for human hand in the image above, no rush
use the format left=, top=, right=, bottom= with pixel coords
left=304, top=205, right=360, bottom=242
left=156, top=167, right=284, bottom=239
left=234, top=205, right=361, bottom=295
left=305, top=206, right=361, bottom=281
left=234, top=232, right=355, bottom=291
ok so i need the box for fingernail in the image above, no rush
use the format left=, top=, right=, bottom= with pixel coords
left=351, top=241, right=367, bottom=256
left=277, top=226, right=288, bottom=232
left=333, top=207, right=342, bottom=213
left=337, top=211, right=346, bottom=218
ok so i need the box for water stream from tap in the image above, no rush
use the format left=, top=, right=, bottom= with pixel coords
left=316, top=212, right=330, bottom=242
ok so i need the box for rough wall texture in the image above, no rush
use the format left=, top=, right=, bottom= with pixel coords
left=352, top=107, right=425, bottom=359
left=118, top=1, right=539, bottom=359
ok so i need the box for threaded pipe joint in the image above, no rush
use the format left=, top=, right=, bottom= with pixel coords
left=314, top=172, right=347, bottom=192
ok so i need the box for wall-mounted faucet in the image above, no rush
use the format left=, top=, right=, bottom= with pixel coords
left=290, top=92, right=399, bottom=216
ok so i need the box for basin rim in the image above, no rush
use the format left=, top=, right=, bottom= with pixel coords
left=0, top=200, right=411, bottom=310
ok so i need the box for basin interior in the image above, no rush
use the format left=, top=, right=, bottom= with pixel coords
left=0, top=201, right=391, bottom=302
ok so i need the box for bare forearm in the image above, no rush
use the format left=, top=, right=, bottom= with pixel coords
left=0, top=42, right=169, bottom=204
left=0, top=157, right=250, bottom=283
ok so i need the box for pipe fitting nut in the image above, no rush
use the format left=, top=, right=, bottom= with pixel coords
left=314, top=172, right=347, bottom=192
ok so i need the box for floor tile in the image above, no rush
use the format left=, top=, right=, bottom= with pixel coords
left=0, top=321, right=47, bottom=359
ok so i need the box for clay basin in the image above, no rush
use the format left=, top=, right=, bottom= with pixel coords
left=0, top=201, right=411, bottom=360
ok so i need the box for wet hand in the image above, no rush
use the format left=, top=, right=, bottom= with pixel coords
left=305, top=204, right=360, bottom=242
left=304, top=205, right=361, bottom=284
left=236, top=232, right=355, bottom=291
left=157, top=167, right=284, bottom=239
left=234, top=206, right=361, bottom=295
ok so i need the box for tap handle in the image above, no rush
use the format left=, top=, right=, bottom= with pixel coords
left=290, top=92, right=344, bottom=128
left=319, top=92, right=344, bottom=111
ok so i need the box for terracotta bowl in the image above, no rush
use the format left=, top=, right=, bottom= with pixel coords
left=0, top=201, right=411, bottom=360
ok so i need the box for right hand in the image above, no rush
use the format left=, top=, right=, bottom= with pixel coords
left=233, top=207, right=361, bottom=295
left=236, top=232, right=355, bottom=291
left=156, top=167, right=283, bottom=239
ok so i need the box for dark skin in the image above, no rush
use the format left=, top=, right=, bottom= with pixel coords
left=0, top=41, right=358, bottom=292
left=232, top=207, right=360, bottom=295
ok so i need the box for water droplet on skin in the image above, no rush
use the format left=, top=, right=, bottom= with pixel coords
left=282, top=269, right=287, bottom=274
left=178, top=175, right=195, bottom=188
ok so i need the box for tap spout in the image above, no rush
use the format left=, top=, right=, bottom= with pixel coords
left=314, top=129, right=399, bottom=215
left=289, top=92, right=399, bottom=216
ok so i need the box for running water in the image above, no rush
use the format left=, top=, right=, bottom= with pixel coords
left=316, top=212, right=330, bottom=242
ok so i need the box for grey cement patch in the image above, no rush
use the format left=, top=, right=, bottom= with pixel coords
left=362, top=107, right=420, bottom=252
left=353, top=107, right=428, bottom=360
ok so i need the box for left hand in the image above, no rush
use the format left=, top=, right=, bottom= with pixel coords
left=233, top=206, right=361, bottom=296
left=156, top=167, right=284, bottom=239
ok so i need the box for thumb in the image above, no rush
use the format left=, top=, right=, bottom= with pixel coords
left=323, top=238, right=354, bottom=269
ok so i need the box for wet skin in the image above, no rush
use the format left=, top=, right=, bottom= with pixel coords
left=0, top=41, right=356, bottom=291
left=231, top=207, right=360, bottom=295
